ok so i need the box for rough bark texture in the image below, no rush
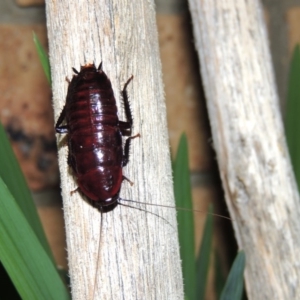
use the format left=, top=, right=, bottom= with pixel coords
left=45, top=1, right=183, bottom=299
left=188, top=0, right=300, bottom=299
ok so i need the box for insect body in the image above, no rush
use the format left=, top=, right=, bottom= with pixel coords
left=55, top=63, right=138, bottom=212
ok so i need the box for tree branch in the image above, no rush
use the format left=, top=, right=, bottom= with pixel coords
left=188, top=0, right=300, bottom=298
left=45, top=1, right=183, bottom=299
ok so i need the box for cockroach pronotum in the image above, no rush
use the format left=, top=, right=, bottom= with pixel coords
left=55, top=62, right=139, bottom=212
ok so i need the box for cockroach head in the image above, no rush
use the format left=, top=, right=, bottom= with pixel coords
left=80, top=63, right=96, bottom=71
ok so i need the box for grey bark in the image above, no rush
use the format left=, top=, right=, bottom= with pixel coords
left=45, top=1, right=183, bottom=299
left=188, top=0, right=300, bottom=299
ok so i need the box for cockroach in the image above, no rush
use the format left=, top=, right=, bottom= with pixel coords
left=55, top=62, right=232, bottom=299
left=54, top=63, right=234, bottom=222
left=55, top=62, right=139, bottom=212
left=55, top=63, right=232, bottom=218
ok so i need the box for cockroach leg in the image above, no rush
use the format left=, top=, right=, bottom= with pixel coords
left=122, top=175, right=134, bottom=186
left=70, top=187, right=80, bottom=196
left=121, top=75, right=134, bottom=127
left=122, top=133, right=140, bottom=167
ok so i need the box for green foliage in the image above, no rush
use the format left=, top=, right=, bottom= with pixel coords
left=0, top=121, right=51, bottom=258
left=196, top=205, right=213, bottom=300
left=173, top=133, right=196, bottom=300
left=220, top=251, right=245, bottom=300
left=286, top=44, right=300, bottom=190
left=174, top=134, right=245, bottom=300
left=214, top=252, right=226, bottom=299
left=33, top=32, right=51, bottom=85
left=0, top=122, right=69, bottom=299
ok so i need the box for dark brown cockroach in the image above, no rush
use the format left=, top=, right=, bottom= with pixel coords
left=55, top=62, right=232, bottom=221
left=55, top=62, right=231, bottom=300
left=55, top=62, right=139, bottom=212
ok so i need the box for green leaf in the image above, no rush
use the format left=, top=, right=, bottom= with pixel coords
left=173, top=133, right=196, bottom=300
left=196, top=205, right=213, bottom=300
left=285, top=44, right=300, bottom=190
left=214, top=251, right=226, bottom=299
left=220, top=251, right=245, bottom=300
left=0, top=178, right=69, bottom=300
left=0, top=122, right=52, bottom=258
left=33, top=32, right=51, bottom=85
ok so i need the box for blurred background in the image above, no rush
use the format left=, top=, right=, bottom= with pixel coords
left=0, top=0, right=298, bottom=298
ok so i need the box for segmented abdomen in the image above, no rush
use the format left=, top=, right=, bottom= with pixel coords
left=66, top=72, right=123, bottom=201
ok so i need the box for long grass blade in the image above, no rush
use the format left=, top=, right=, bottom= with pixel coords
left=285, top=44, right=300, bottom=190
left=173, top=133, right=196, bottom=300
left=220, top=251, right=245, bottom=300
left=0, top=122, right=52, bottom=258
left=214, top=251, right=226, bottom=299
left=33, top=32, right=51, bottom=85
left=0, top=178, right=69, bottom=299
left=196, top=205, right=213, bottom=299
